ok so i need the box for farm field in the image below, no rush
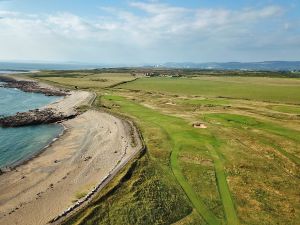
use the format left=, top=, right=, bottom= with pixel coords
left=30, top=70, right=300, bottom=225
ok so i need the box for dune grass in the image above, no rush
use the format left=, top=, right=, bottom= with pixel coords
left=63, top=147, right=195, bottom=225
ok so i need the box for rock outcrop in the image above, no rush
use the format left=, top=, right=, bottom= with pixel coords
left=0, top=76, right=67, bottom=96
left=0, top=76, right=75, bottom=127
left=0, top=109, right=77, bottom=127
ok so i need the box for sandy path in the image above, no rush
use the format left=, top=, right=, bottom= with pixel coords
left=0, top=110, right=141, bottom=225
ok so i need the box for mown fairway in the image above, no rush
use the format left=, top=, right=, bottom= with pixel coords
left=30, top=70, right=299, bottom=225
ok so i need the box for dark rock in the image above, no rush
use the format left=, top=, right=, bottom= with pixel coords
left=0, top=76, right=67, bottom=96
left=0, top=109, right=77, bottom=127
left=83, top=156, right=92, bottom=161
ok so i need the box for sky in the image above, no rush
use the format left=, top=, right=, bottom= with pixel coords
left=0, top=0, right=299, bottom=64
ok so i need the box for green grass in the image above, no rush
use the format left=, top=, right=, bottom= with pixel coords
left=203, top=113, right=300, bottom=165
left=102, top=95, right=240, bottom=224
left=206, top=143, right=239, bottom=225
left=118, top=77, right=300, bottom=104
left=63, top=150, right=195, bottom=225
left=204, top=113, right=300, bottom=144
left=269, top=105, right=300, bottom=114
left=32, top=72, right=299, bottom=225
left=74, top=191, right=88, bottom=201
left=175, top=98, right=231, bottom=107
left=28, top=72, right=135, bottom=90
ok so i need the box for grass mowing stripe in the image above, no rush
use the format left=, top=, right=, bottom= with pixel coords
left=147, top=122, right=222, bottom=224
left=207, top=145, right=240, bottom=225
left=171, top=143, right=220, bottom=225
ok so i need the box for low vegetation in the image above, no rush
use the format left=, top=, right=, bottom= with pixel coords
left=29, top=69, right=300, bottom=225
left=27, top=70, right=136, bottom=90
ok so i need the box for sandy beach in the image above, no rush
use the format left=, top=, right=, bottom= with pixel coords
left=44, top=90, right=94, bottom=117
left=0, top=81, right=142, bottom=225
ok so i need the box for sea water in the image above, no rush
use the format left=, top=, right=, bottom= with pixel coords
left=0, top=84, right=63, bottom=168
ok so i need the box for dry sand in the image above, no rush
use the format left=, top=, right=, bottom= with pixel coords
left=44, top=90, right=94, bottom=116
left=0, top=80, right=142, bottom=225
left=0, top=110, right=142, bottom=225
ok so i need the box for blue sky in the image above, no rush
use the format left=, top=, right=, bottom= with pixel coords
left=0, top=0, right=299, bottom=64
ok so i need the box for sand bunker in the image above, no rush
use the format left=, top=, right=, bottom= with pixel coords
left=193, top=122, right=207, bottom=129
left=165, top=102, right=176, bottom=106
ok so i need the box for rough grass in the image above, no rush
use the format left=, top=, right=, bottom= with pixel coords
left=203, top=113, right=300, bottom=165
left=269, top=105, right=300, bottom=114
left=62, top=153, right=195, bottom=225
left=200, top=114, right=300, bottom=225
left=28, top=71, right=135, bottom=90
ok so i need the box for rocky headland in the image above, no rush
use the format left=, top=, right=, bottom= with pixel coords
left=0, top=109, right=77, bottom=127
left=0, top=76, right=67, bottom=96
left=0, top=76, right=89, bottom=127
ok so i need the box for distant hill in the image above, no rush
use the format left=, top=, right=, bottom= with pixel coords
left=160, top=61, right=300, bottom=71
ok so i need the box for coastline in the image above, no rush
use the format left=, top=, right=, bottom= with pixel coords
left=0, top=76, right=73, bottom=128
left=1, top=124, right=66, bottom=173
left=0, top=76, right=143, bottom=225
left=0, top=75, right=74, bottom=171
left=0, top=74, right=95, bottom=170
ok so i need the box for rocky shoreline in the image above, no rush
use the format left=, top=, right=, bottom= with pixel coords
left=0, top=76, right=68, bottom=96
left=0, top=76, right=75, bottom=127
left=0, top=109, right=77, bottom=127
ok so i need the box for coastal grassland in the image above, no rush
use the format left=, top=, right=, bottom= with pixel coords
left=32, top=71, right=300, bottom=225
left=62, top=151, right=197, bottom=225
left=268, top=104, right=300, bottom=114
left=26, top=70, right=136, bottom=90
left=99, top=88, right=299, bottom=225
left=118, top=76, right=300, bottom=104
left=102, top=95, right=235, bottom=224
left=111, top=76, right=300, bottom=224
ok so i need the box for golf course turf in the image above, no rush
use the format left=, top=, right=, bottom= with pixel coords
left=29, top=70, right=299, bottom=225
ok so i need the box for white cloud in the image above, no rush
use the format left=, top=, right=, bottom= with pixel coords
left=0, top=1, right=297, bottom=63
